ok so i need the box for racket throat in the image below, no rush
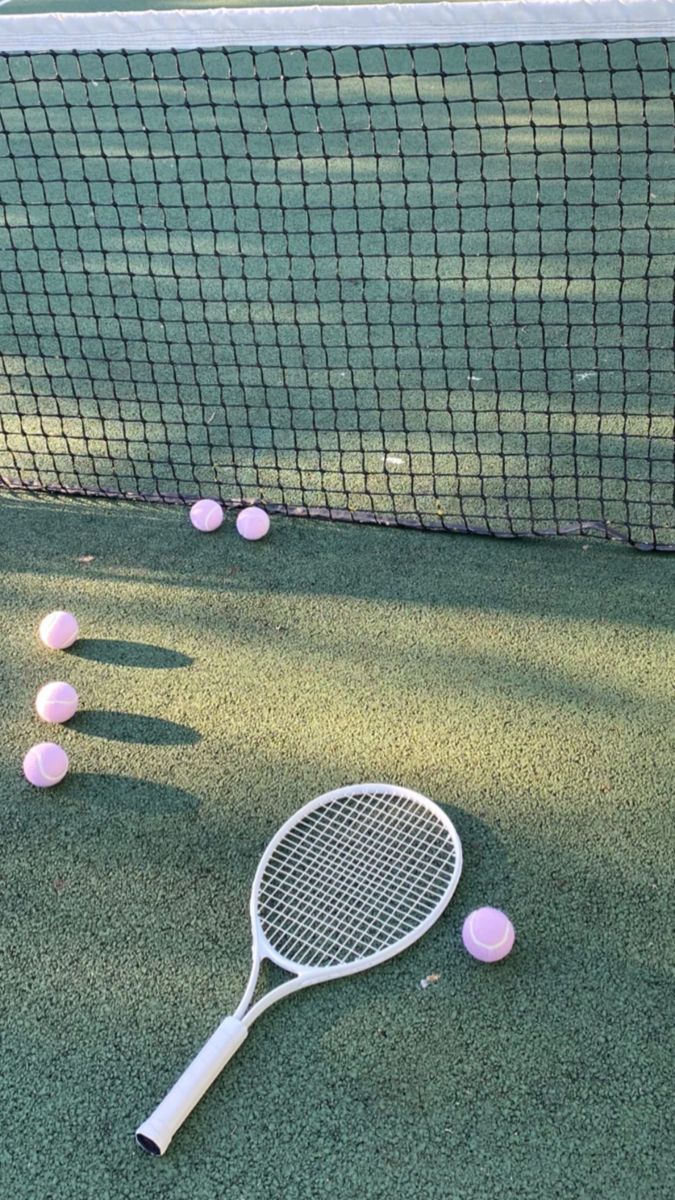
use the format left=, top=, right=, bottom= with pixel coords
left=235, top=955, right=297, bottom=1023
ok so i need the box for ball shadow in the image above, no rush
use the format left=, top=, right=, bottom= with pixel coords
left=72, top=709, right=201, bottom=746
left=71, top=639, right=192, bottom=669
left=66, top=772, right=200, bottom=816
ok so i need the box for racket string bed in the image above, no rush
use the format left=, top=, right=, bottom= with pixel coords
left=260, top=825, right=456, bottom=961
left=263, top=810, right=454, bottom=920
left=264, top=790, right=452, bottom=877
left=268, top=792, right=452, bottom=884
left=262, top=841, right=456, bottom=965
left=262, top=799, right=449, bottom=908
left=258, top=790, right=458, bottom=966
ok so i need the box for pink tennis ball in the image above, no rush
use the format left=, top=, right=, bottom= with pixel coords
left=35, top=681, right=79, bottom=724
left=23, top=742, right=69, bottom=788
left=236, top=507, right=270, bottom=541
left=39, top=610, right=79, bottom=650
left=190, top=499, right=224, bottom=532
left=462, top=907, right=515, bottom=963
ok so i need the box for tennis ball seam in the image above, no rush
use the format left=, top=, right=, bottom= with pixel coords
left=468, top=916, right=512, bottom=951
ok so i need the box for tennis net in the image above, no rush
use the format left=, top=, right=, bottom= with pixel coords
left=0, top=4, right=673, bottom=548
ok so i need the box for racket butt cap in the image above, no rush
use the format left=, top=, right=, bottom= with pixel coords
left=136, top=1132, right=162, bottom=1156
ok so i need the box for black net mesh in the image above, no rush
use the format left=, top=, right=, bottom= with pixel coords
left=0, top=38, right=673, bottom=547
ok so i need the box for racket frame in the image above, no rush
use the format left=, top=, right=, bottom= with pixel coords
left=136, top=782, right=462, bottom=1155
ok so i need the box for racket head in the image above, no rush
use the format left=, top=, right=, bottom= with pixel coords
left=250, top=783, right=462, bottom=981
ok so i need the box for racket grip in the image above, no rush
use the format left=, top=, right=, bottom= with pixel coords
left=135, top=1015, right=248, bottom=1155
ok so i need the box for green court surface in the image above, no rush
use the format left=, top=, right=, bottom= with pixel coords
left=0, top=489, right=673, bottom=1199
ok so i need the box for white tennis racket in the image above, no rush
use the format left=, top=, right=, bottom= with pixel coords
left=136, top=782, right=462, bottom=1155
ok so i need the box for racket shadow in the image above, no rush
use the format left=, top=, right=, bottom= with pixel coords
left=438, top=805, right=506, bottom=882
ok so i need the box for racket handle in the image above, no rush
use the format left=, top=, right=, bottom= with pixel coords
left=135, top=1015, right=248, bottom=1155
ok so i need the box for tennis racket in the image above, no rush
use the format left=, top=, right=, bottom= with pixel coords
left=136, top=782, right=462, bottom=1155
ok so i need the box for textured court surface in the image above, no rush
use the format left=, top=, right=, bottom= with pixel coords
left=0, top=491, right=673, bottom=1199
